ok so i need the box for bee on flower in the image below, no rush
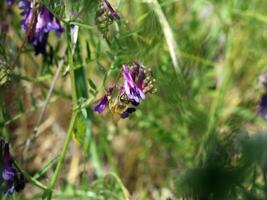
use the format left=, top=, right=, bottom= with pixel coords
left=93, top=62, right=156, bottom=120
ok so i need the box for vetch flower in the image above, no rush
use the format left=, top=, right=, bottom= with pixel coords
left=93, top=85, right=115, bottom=113
left=95, top=0, right=120, bottom=38
left=93, top=62, right=156, bottom=119
left=19, top=0, right=64, bottom=55
left=122, top=64, right=145, bottom=103
left=0, top=139, right=25, bottom=194
left=93, top=95, right=109, bottom=113
left=130, top=63, right=156, bottom=95
left=18, top=0, right=31, bottom=16
left=6, top=0, right=15, bottom=6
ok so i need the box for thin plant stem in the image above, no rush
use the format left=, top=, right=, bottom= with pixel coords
left=34, top=60, right=64, bottom=132
left=44, top=23, right=79, bottom=200
left=45, top=111, right=78, bottom=199
left=14, top=161, right=49, bottom=191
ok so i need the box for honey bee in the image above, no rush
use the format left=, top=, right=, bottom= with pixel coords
left=108, top=92, right=134, bottom=120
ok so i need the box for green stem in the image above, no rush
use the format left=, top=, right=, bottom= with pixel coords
left=14, top=161, right=49, bottom=191
left=45, top=111, right=78, bottom=199
left=44, top=24, right=79, bottom=200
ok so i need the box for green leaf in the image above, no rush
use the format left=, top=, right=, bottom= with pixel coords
left=88, top=79, right=97, bottom=91
left=73, top=110, right=92, bottom=155
left=33, top=155, right=60, bottom=180
left=68, top=23, right=93, bottom=157
left=43, top=0, right=66, bottom=20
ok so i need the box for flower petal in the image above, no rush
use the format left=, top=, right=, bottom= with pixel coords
left=2, top=167, right=16, bottom=182
left=121, top=107, right=136, bottom=119
left=93, top=96, right=109, bottom=113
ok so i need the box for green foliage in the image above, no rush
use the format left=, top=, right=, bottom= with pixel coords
left=2, top=0, right=267, bottom=199
left=42, top=0, right=65, bottom=20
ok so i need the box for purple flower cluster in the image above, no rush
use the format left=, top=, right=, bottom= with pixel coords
left=93, top=63, right=155, bottom=119
left=95, top=0, right=120, bottom=38
left=0, top=139, right=25, bottom=194
left=18, top=0, right=64, bottom=55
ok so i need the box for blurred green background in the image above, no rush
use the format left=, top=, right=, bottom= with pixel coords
left=1, top=0, right=267, bottom=199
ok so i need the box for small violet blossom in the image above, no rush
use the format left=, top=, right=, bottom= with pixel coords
left=93, top=86, right=114, bottom=113
left=93, top=63, right=155, bottom=119
left=93, top=96, right=109, bottom=113
left=6, top=0, right=15, bottom=6
left=18, top=0, right=64, bottom=55
left=0, top=139, right=25, bottom=194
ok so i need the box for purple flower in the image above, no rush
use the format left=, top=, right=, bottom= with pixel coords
left=18, top=0, right=31, bottom=16
left=123, top=65, right=145, bottom=103
left=121, top=107, right=136, bottom=119
left=93, top=63, right=155, bottom=119
left=259, top=92, right=267, bottom=120
left=0, top=139, right=25, bottom=194
left=93, top=96, right=109, bottom=113
left=19, top=1, right=64, bottom=55
left=6, top=0, right=14, bottom=6
left=93, top=86, right=114, bottom=113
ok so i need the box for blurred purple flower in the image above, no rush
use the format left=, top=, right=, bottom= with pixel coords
left=6, top=0, right=15, bottom=6
left=0, top=139, right=25, bottom=194
left=259, top=92, right=267, bottom=120
left=18, top=0, right=30, bottom=16
left=19, top=0, right=64, bottom=55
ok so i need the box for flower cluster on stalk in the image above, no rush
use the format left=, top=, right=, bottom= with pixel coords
left=0, top=139, right=25, bottom=194
left=95, top=0, right=120, bottom=38
left=18, top=0, right=64, bottom=55
left=93, top=62, right=156, bottom=119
